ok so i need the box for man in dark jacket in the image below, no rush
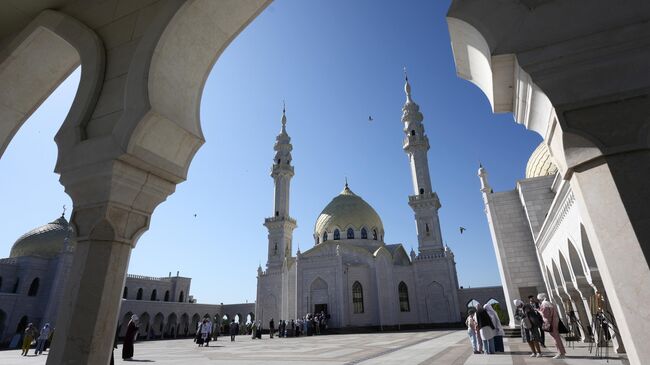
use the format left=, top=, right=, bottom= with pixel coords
left=269, top=318, right=275, bottom=338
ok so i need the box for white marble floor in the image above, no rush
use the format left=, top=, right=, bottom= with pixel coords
left=0, top=330, right=628, bottom=365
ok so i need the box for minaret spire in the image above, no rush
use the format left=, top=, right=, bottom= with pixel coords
left=264, top=105, right=297, bottom=269
left=401, top=71, right=444, bottom=254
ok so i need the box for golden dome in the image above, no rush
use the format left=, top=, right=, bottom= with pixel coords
left=314, top=185, right=384, bottom=241
left=525, top=143, right=558, bottom=179
left=10, top=216, right=73, bottom=259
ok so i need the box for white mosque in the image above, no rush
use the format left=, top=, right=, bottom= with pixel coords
left=255, top=76, right=467, bottom=328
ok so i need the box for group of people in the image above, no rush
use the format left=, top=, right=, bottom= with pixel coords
left=465, top=302, right=505, bottom=355
left=513, top=293, right=567, bottom=359
left=20, top=322, right=52, bottom=356
left=466, top=293, right=567, bottom=360
left=275, top=312, right=329, bottom=338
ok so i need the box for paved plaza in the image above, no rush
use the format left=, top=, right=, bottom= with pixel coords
left=0, top=330, right=628, bottom=365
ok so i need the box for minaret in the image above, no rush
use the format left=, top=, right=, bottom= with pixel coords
left=478, top=163, right=492, bottom=204
left=263, top=105, right=297, bottom=269
left=402, top=73, right=444, bottom=254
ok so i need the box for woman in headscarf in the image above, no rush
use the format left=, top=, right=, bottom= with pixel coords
left=474, top=303, right=495, bottom=354
left=21, top=323, right=37, bottom=356
left=484, top=303, right=505, bottom=352
left=514, top=298, right=543, bottom=357
left=537, top=293, right=566, bottom=359
left=122, top=314, right=139, bottom=360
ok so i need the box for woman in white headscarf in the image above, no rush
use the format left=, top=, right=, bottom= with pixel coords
left=484, top=303, right=505, bottom=352
left=474, top=303, right=495, bottom=354
left=122, top=314, right=139, bottom=360
left=537, top=293, right=566, bottom=359
left=514, top=299, right=543, bottom=357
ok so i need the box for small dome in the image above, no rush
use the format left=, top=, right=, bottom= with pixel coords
left=10, top=215, right=73, bottom=259
left=525, top=143, right=558, bottom=179
left=314, top=185, right=384, bottom=241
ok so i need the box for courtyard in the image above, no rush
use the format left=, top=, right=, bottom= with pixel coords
left=0, top=330, right=627, bottom=365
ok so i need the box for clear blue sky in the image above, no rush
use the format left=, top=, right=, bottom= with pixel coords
left=0, top=0, right=541, bottom=304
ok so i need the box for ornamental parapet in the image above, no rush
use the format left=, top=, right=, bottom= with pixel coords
left=127, top=274, right=173, bottom=282
left=270, top=164, right=294, bottom=176
left=408, top=192, right=441, bottom=209
left=264, top=216, right=297, bottom=225
left=403, top=135, right=430, bottom=150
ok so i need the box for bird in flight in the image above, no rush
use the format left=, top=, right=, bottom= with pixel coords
left=193, top=214, right=197, bottom=218
left=459, top=227, right=467, bottom=234
left=368, top=116, right=373, bottom=122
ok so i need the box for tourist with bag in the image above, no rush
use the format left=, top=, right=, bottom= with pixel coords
left=537, top=293, right=567, bottom=359
left=514, top=299, right=543, bottom=357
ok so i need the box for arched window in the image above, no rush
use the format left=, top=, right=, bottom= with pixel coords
left=419, top=188, right=424, bottom=194
left=136, top=288, right=143, bottom=300
left=361, top=228, right=368, bottom=239
left=333, top=229, right=340, bottom=240
left=398, top=282, right=410, bottom=312
left=372, top=229, right=377, bottom=240
left=123, top=287, right=128, bottom=299
left=322, top=232, right=328, bottom=242
left=27, top=278, right=39, bottom=296
left=410, top=130, right=415, bottom=136
left=164, top=290, right=170, bottom=302
left=150, top=289, right=157, bottom=301
left=352, top=281, right=364, bottom=313
left=179, top=291, right=184, bottom=302
left=347, top=228, right=354, bottom=239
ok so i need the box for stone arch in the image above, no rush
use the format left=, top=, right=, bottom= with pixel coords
left=119, top=312, right=133, bottom=337
left=27, top=277, right=40, bottom=296
left=180, top=313, right=189, bottom=336
left=166, top=313, right=178, bottom=337
left=246, top=312, right=254, bottom=324
left=191, top=313, right=201, bottom=335
left=15, top=316, right=28, bottom=334
left=398, top=281, right=410, bottom=312
left=424, top=281, right=451, bottom=323
left=153, top=312, right=165, bottom=338
left=164, top=290, right=170, bottom=302
left=310, top=277, right=329, bottom=314
left=361, top=227, right=368, bottom=239
left=234, top=313, right=243, bottom=323
left=558, top=251, right=574, bottom=284
left=150, top=289, right=157, bottom=301
left=580, top=224, right=601, bottom=284
left=136, top=288, right=143, bottom=300
left=346, top=226, right=355, bottom=239
left=138, top=312, right=150, bottom=338
left=178, top=290, right=184, bottom=302
left=0, top=10, right=103, bottom=160
left=352, top=281, right=364, bottom=314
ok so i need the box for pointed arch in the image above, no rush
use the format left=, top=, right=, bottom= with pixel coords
left=178, top=291, right=184, bottom=302
left=398, top=281, right=410, bottom=312
left=558, top=251, right=574, bottom=284
left=139, top=312, right=150, bottom=337
left=164, top=290, right=170, bottom=302
left=150, top=289, right=157, bottom=301
left=333, top=229, right=340, bottom=240
left=322, top=231, right=328, bottom=242
left=136, top=288, right=143, bottom=300
left=372, top=228, right=378, bottom=240
left=352, top=281, right=364, bottom=313
left=346, top=227, right=355, bottom=239
left=28, top=277, right=40, bottom=296
left=361, top=227, right=368, bottom=239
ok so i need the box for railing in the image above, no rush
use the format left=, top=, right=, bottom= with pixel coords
left=408, top=192, right=438, bottom=203
left=264, top=216, right=297, bottom=225
left=127, top=274, right=173, bottom=281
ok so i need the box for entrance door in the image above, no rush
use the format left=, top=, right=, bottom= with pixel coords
left=314, top=304, right=328, bottom=314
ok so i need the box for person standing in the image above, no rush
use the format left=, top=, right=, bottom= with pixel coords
left=230, top=320, right=238, bottom=342
left=514, top=299, right=543, bottom=357
left=529, top=295, right=546, bottom=347
left=484, top=304, right=505, bottom=352
left=269, top=318, right=275, bottom=338
left=474, top=304, right=495, bottom=354
left=21, top=323, right=37, bottom=356
left=201, top=318, right=212, bottom=347
left=35, top=323, right=51, bottom=355
left=122, top=314, right=139, bottom=360
left=465, top=309, right=480, bottom=354
left=538, top=293, right=567, bottom=359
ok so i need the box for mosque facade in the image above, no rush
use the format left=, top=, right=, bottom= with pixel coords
left=0, top=214, right=253, bottom=347
left=256, top=78, right=482, bottom=328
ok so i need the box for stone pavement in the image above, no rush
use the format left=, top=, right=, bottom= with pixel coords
left=0, top=330, right=628, bottom=365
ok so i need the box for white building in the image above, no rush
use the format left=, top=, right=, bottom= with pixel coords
left=479, top=143, right=625, bottom=351
left=256, top=77, right=464, bottom=328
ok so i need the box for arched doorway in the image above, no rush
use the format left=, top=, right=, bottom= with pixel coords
left=166, top=313, right=178, bottom=338
left=139, top=313, right=150, bottom=338
left=153, top=313, right=165, bottom=339
left=180, top=313, right=190, bottom=337
left=310, top=277, right=329, bottom=314
left=191, top=314, right=201, bottom=335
